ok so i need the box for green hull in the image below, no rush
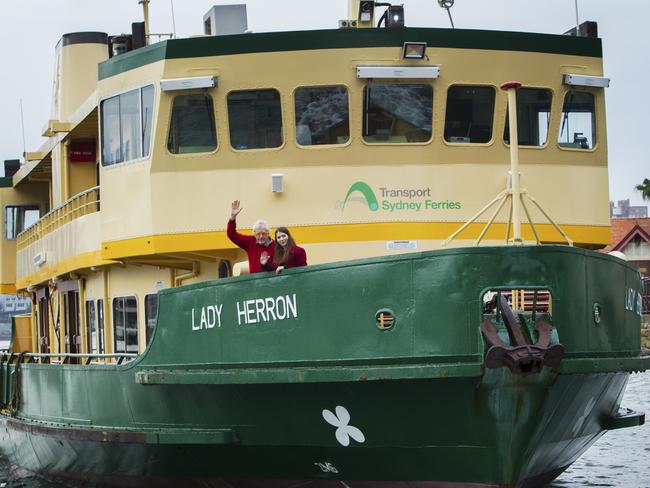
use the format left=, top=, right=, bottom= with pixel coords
left=0, top=246, right=647, bottom=487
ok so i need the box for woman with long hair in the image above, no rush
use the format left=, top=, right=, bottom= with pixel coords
left=272, top=227, right=307, bottom=273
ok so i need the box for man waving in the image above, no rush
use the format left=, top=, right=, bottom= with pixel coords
left=227, top=200, right=274, bottom=273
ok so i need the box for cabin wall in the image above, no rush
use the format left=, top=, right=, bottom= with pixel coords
left=16, top=39, right=612, bottom=297
left=92, top=46, right=610, bottom=264
left=67, top=161, right=97, bottom=199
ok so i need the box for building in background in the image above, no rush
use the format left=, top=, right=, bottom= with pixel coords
left=0, top=294, right=32, bottom=342
left=610, top=199, right=648, bottom=219
left=604, top=218, right=650, bottom=315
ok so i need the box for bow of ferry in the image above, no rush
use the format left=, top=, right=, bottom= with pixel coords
left=0, top=1, right=648, bottom=487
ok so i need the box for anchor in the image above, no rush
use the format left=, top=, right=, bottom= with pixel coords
left=481, top=294, right=564, bottom=374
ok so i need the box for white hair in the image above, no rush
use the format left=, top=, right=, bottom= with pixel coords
left=252, top=219, right=270, bottom=233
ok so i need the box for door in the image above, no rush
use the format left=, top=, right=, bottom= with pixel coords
left=64, top=290, right=81, bottom=360
left=38, top=294, right=50, bottom=354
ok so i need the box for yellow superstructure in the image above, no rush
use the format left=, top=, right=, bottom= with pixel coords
left=0, top=9, right=612, bottom=357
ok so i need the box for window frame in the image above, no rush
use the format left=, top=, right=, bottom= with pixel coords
left=502, top=85, right=555, bottom=150
left=4, top=204, right=40, bottom=240
left=85, top=299, right=98, bottom=354
left=112, top=294, right=139, bottom=354
left=226, top=88, right=285, bottom=152
left=293, top=84, right=352, bottom=149
left=144, top=292, right=158, bottom=347
left=97, top=298, right=105, bottom=354
left=361, top=81, right=435, bottom=146
left=166, top=90, right=219, bottom=157
left=99, top=83, right=156, bottom=168
left=557, top=88, right=598, bottom=152
left=442, top=83, right=497, bottom=147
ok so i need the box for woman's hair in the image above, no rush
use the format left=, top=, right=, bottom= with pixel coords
left=273, top=226, right=296, bottom=266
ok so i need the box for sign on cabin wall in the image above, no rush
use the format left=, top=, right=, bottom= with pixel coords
left=68, top=140, right=96, bottom=163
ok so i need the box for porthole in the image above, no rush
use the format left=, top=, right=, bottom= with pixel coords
left=375, top=309, right=395, bottom=330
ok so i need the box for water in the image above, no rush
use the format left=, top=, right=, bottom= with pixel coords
left=548, top=371, right=650, bottom=488
left=0, top=372, right=648, bottom=487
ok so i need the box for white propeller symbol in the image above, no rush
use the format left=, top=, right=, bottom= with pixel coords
left=322, top=405, right=366, bottom=447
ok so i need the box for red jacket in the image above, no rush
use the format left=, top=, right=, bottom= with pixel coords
left=272, top=245, right=308, bottom=270
left=284, top=245, right=307, bottom=268
left=227, top=219, right=274, bottom=274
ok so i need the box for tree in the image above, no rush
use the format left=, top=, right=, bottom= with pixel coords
left=635, top=178, right=650, bottom=202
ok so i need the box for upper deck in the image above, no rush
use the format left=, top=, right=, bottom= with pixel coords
left=6, top=24, right=611, bottom=291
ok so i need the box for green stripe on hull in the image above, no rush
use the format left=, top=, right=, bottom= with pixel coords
left=99, top=27, right=602, bottom=80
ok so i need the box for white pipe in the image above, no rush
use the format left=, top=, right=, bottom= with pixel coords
left=502, top=82, right=523, bottom=243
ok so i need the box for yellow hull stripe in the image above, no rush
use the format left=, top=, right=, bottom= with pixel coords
left=102, top=222, right=611, bottom=259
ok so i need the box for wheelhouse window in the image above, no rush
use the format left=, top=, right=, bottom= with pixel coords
left=294, top=86, right=349, bottom=146
left=363, top=83, right=432, bottom=143
left=4, top=205, right=40, bottom=240
left=100, top=85, right=155, bottom=165
left=113, top=296, right=138, bottom=353
left=558, top=91, right=596, bottom=149
left=504, top=88, right=552, bottom=147
left=444, top=85, right=495, bottom=144
left=228, top=89, right=283, bottom=150
left=167, top=94, right=217, bottom=154
left=144, top=293, right=158, bottom=346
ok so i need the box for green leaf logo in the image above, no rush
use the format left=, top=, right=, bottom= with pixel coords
left=342, top=181, right=379, bottom=211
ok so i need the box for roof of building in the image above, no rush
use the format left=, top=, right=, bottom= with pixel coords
left=603, top=217, right=650, bottom=252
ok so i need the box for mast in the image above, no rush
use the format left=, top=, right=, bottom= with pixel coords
left=139, top=0, right=150, bottom=45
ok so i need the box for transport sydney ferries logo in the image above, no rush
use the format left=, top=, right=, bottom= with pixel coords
left=338, top=181, right=462, bottom=213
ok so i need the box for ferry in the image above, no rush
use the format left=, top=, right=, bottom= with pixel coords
left=0, top=1, right=648, bottom=487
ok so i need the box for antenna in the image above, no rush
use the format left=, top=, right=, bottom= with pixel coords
left=170, top=0, right=177, bottom=38
left=574, top=0, right=580, bottom=36
left=437, top=0, right=455, bottom=29
left=19, top=99, right=26, bottom=160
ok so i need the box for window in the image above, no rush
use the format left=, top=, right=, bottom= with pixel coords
left=4, top=205, right=40, bottom=240
left=294, top=86, right=349, bottom=146
left=84, top=300, right=105, bottom=355
left=97, top=298, right=105, bottom=354
left=444, top=85, right=495, bottom=143
left=504, top=88, right=552, bottom=147
left=167, top=94, right=217, bottom=154
left=100, top=85, right=155, bottom=165
left=363, top=84, right=432, bottom=143
left=144, top=293, right=158, bottom=346
left=558, top=91, right=596, bottom=149
left=86, top=300, right=98, bottom=354
left=113, top=296, right=138, bottom=353
left=218, top=260, right=232, bottom=278
left=228, top=89, right=283, bottom=149
left=38, top=294, right=50, bottom=354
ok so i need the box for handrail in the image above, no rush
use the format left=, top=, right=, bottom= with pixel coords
left=16, top=186, right=100, bottom=251
left=0, top=351, right=137, bottom=365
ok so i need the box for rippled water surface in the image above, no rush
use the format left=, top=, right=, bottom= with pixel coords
left=548, top=371, right=650, bottom=488
left=1, top=372, right=648, bottom=488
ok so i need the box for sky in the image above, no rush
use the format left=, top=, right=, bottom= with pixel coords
left=0, top=0, right=647, bottom=206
